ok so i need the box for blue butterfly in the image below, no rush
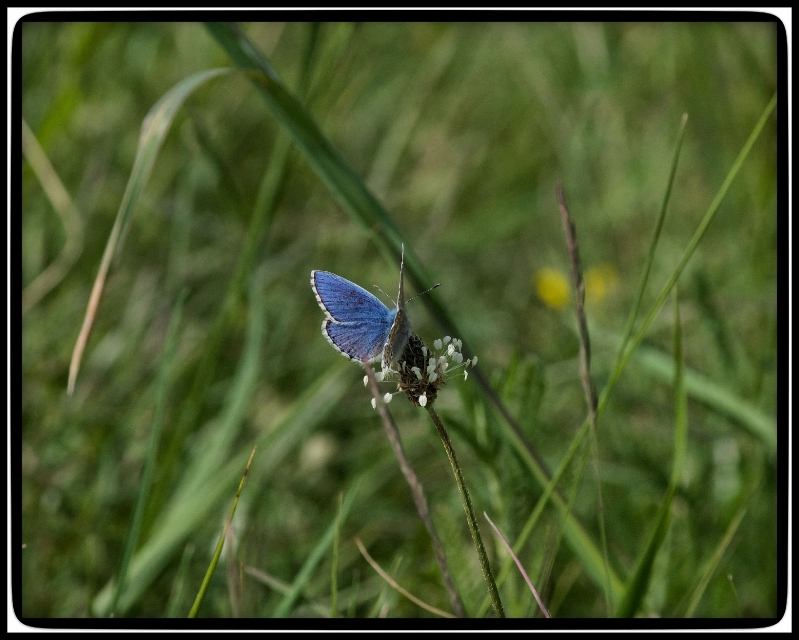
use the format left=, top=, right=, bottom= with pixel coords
left=311, top=246, right=412, bottom=370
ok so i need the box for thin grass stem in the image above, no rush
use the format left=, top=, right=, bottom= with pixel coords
left=484, top=512, right=550, bottom=618
left=557, top=183, right=613, bottom=613
left=425, top=405, right=505, bottom=618
left=187, top=446, right=257, bottom=618
left=355, top=538, right=457, bottom=618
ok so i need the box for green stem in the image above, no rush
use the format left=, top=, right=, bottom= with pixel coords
left=187, top=446, right=256, bottom=618
left=427, top=405, right=505, bottom=618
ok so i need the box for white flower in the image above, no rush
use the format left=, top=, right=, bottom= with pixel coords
left=434, top=339, right=442, bottom=350
left=363, top=375, right=369, bottom=386
left=443, top=336, right=451, bottom=345
left=419, top=393, right=428, bottom=407
left=383, top=393, right=393, bottom=404
left=371, top=398, right=377, bottom=410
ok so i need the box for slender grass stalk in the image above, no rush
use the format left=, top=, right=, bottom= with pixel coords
left=682, top=505, right=747, bottom=617
left=426, top=405, right=505, bottom=618
left=483, top=512, right=550, bottom=618
left=355, top=538, right=457, bottom=618
left=363, top=363, right=465, bottom=618
left=557, top=183, right=613, bottom=613
left=188, top=446, right=257, bottom=618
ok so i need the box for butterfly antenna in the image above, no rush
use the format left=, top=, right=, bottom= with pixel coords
left=406, top=283, right=441, bottom=304
left=373, top=285, right=396, bottom=305
left=397, top=244, right=406, bottom=310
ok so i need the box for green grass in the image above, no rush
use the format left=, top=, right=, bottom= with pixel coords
left=21, top=21, right=778, bottom=619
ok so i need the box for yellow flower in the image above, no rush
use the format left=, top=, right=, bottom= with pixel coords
left=535, top=268, right=570, bottom=310
left=585, top=264, right=619, bottom=304
left=535, top=264, right=619, bottom=310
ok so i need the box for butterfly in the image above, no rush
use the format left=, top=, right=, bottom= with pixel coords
left=311, top=246, right=412, bottom=371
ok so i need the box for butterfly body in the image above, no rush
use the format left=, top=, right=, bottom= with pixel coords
left=311, top=247, right=411, bottom=370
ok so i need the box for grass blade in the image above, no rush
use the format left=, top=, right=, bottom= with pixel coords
left=67, top=67, right=232, bottom=395
left=169, top=273, right=266, bottom=509
left=519, top=94, right=774, bottom=602
left=165, top=543, right=196, bottom=618
left=615, top=286, right=688, bottom=617
left=21, top=118, right=85, bottom=313
left=161, top=26, right=315, bottom=490
left=354, top=538, right=457, bottom=618
left=683, top=506, right=747, bottom=617
left=484, top=512, right=550, bottom=618
left=188, top=446, right=257, bottom=618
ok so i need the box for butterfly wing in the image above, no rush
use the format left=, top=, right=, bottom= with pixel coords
left=311, top=270, right=396, bottom=362
left=323, top=318, right=393, bottom=362
left=312, top=271, right=391, bottom=323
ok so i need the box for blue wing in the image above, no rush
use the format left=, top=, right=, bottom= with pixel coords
left=322, top=318, right=393, bottom=362
left=312, top=270, right=397, bottom=362
left=311, top=271, right=393, bottom=323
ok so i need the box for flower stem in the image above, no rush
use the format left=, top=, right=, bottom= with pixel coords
left=363, top=363, right=465, bottom=617
left=426, top=405, right=505, bottom=618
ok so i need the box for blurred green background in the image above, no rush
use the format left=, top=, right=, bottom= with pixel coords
left=21, top=21, right=778, bottom=619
